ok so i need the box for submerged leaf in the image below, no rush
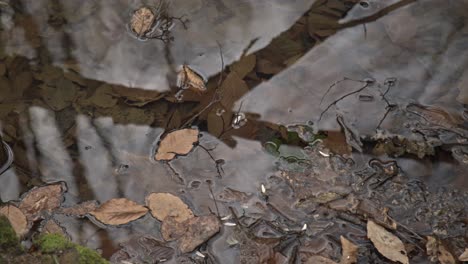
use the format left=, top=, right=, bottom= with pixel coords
left=146, top=193, right=194, bottom=223
left=90, top=198, right=148, bottom=225
left=19, top=183, right=65, bottom=221
left=0, top=205, right=28, bottom=236
left=367, top=220, right=408, bottom=264
left=155, top=129, right=199, bottom=161
left=340, top=236, right=358, bottom=264
left=130, top=7, right=155, bottom=36
left=178, top=215, right=220, bottom=253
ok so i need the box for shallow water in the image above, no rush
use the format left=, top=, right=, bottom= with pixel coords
left=0, top=0, right=467, bottom=263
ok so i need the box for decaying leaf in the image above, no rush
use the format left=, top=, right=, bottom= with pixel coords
left=459, top=248, right=468, bottom=261
left=367, top=220, right=408, bottom=264
left=177, top=65, right=207, bottom=92
left=305, top=255, right=338, bottom=264
left=19, top=183, right=65, bottom=221
left=90, top=198, right=148, bottom=225
left=219, top=71, right=250, bottom=110
left=130, top=7, right=155, bottom=36
left=340, top=236, right=358, bottom=264
left=57, top=200, right=98, bottom=217
left=83, top=84, right=118, bottom=108
left=146, top=193, right=194, bottom=222
left=161, top=215, right=187, bottom=241
left=230, top=54, right=256, bottom=79
left=178, top=215, right=221, bottom=253
left=426, top=236, right=457, bottom=264
left=155, top=129, right=199, bottom=161
left=0, top=205, right=28, bottom=236
left=41, top=219, right=66, bottom=237
left=110, top=236, right=175, bottom=264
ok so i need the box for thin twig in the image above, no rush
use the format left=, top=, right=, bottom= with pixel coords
left=207, top=182, right=220, bottom=217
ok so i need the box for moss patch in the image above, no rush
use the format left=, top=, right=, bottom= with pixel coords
left=35, top=233, right=108, bottom=263
left=0, top=215, right=19, bottom=249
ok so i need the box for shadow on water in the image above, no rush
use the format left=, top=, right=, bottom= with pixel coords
left=0, top=0, right=467, bottom=263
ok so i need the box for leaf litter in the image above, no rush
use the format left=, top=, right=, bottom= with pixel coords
left=367, top=220, right=409, bottom=264
left=0, top=205, right=28, bottom=236
left=155, top=128, right=199, bottom=161
left=145, top=192, right=194, bottom=222
left=18, top=183, right=65, bottom=222
left=90, top=198, right=148, bottom=226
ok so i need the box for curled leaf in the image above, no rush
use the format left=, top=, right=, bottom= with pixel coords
left=177, top=65, right=207, bottom=92
left=0, top=205, right=28, bottom=236
left=367, top=220, right=408, bottom=264
left=146, top=193, right=194, bottom=222
left=155, top=129, right=199, bottom=161
left=90, top=198, right=148, bottom=225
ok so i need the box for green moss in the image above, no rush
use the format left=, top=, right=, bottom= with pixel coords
left=0, top=216, right=19, bottom=249
left=35, top=234, right=108, bottom=264
left=36, top=234, right=73, bottom=253
left=76, top=245, right=109, bottom=264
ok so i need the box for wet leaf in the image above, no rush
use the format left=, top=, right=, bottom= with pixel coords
left=57, top=200, right=98, bottom=217
left=110, top=236, right=174, bottom=264
left=112, top=85, right=164, bottom=106
left=41, top=219, right=66, bottom=236
left=459, top=248, right=468, bottom=261
left=178, top=215, right=221, bottom=253
left=90, top=198, right=148, bottom=226
left=130, top=7, right=155, bottom=36
left=230, top=54, right=256, bottom=79
left=19, top=183, right=65, bottom=221
left=219, top=71, right=250, bottom=110
left=155, top=129, right=199, bottom=161
left=367, top=220, right=409, bottom=264
left=84, top=84, right=118, bottom=108
left=40, top=78, right=78, bottom=111
left=305, top=255, right=338, bottom=264
left=0, top=205, right=28, bottom=236
left=161, top=215, right=186, bottom=241
left=177, top=65, right=207, bottom=92
left=340, top=236, right=358, bottom=264
left=146, top=193, right=194, bottom=223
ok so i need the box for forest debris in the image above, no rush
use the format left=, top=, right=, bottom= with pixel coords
left=230, top=54, right=256, bottom=79
left=90, top=198, right=148, bottom=225
left=19, top=183, right=65, bottom=221
left=110, top=236, right=175, bottom=264
left=367, top=220, right=409, bottom=264
left=305, top=255, right=338, bottom=264
left=146, top=193, right=194, bottom=222
left=219, top=72, right=249, bottom=109
left=161, top=216, right=186, bottom=241
left=41, top=219, right=66, bottom=237
left=83, top=84, right=118, bottom=108
left=459, top=248, right=468, bottom=261
left=40, top=78, right=78, bottom=111
left=340, top=236, right=358, bottom=264
left=57, top=200, right=98, bottom=217
left=426, top=236, right=456, bottom=264
left=177, top=65, right=207, bottom=93
left=130, top=7, right=156, bottom=36
left=0, top=205, right=28, bottom=236
left=178, top=215, right=220, bottom=253
left=155, top=129, right=199, bottom=160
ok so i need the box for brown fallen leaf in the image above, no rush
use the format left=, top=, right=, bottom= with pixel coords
left=340, top=236, right=358, bottom=264
left=19, top=183, right=65, bottom=221
left=438, top=244, right=456, bottom=264
left=178, top=215, right=220, bottom=253
left=177, top=65, right=207, bottom=93
left=230, top=54, right=256, bottom=79
left=130, top=7, right=155, bottom=37
left=161, top=215, right=187, bottom=241
left=426, top=236, right=457, bottom=264
left=305, top=255, right=338, bottom=264
left=41, top=219, right=66, bottom=237
left=459, top=248, right=468, bottom=261
left=90, top=198, right=148, bottom=226
left=367, top=220, right=409, bottom=264
left=0, top=205, right=28, bottom=236
left=110, top=236, right=175, bottom=264
left=155, top=129, right=199, bottom=161
left=146, top=193, right=194, bottom=223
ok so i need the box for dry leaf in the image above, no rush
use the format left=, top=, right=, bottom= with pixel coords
left=0, top=205, right=28, bottom=236
left=177, top=65, right=207, bottom=92
left=340, top=236, right=358, bottom=264
left=19, top=183, right=65, bottom=221
left=367, top=220, right=409, bottom=264
left=305, top=255, right=338, bottom=264
left=146, top=193, right=194, bottom=223
left=130, top=7, right=155, bottom=36
left=178, top=215, right=220, bottom=253
left=90, top=198, right=148, bottom=225
left=426, top=236, right=457, bottom=264
left=459, top=248, right=468, bottom=261
left=155, top=129, right=199, bottom=161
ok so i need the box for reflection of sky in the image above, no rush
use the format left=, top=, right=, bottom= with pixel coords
left=2, top=0, right=315, bottom=91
